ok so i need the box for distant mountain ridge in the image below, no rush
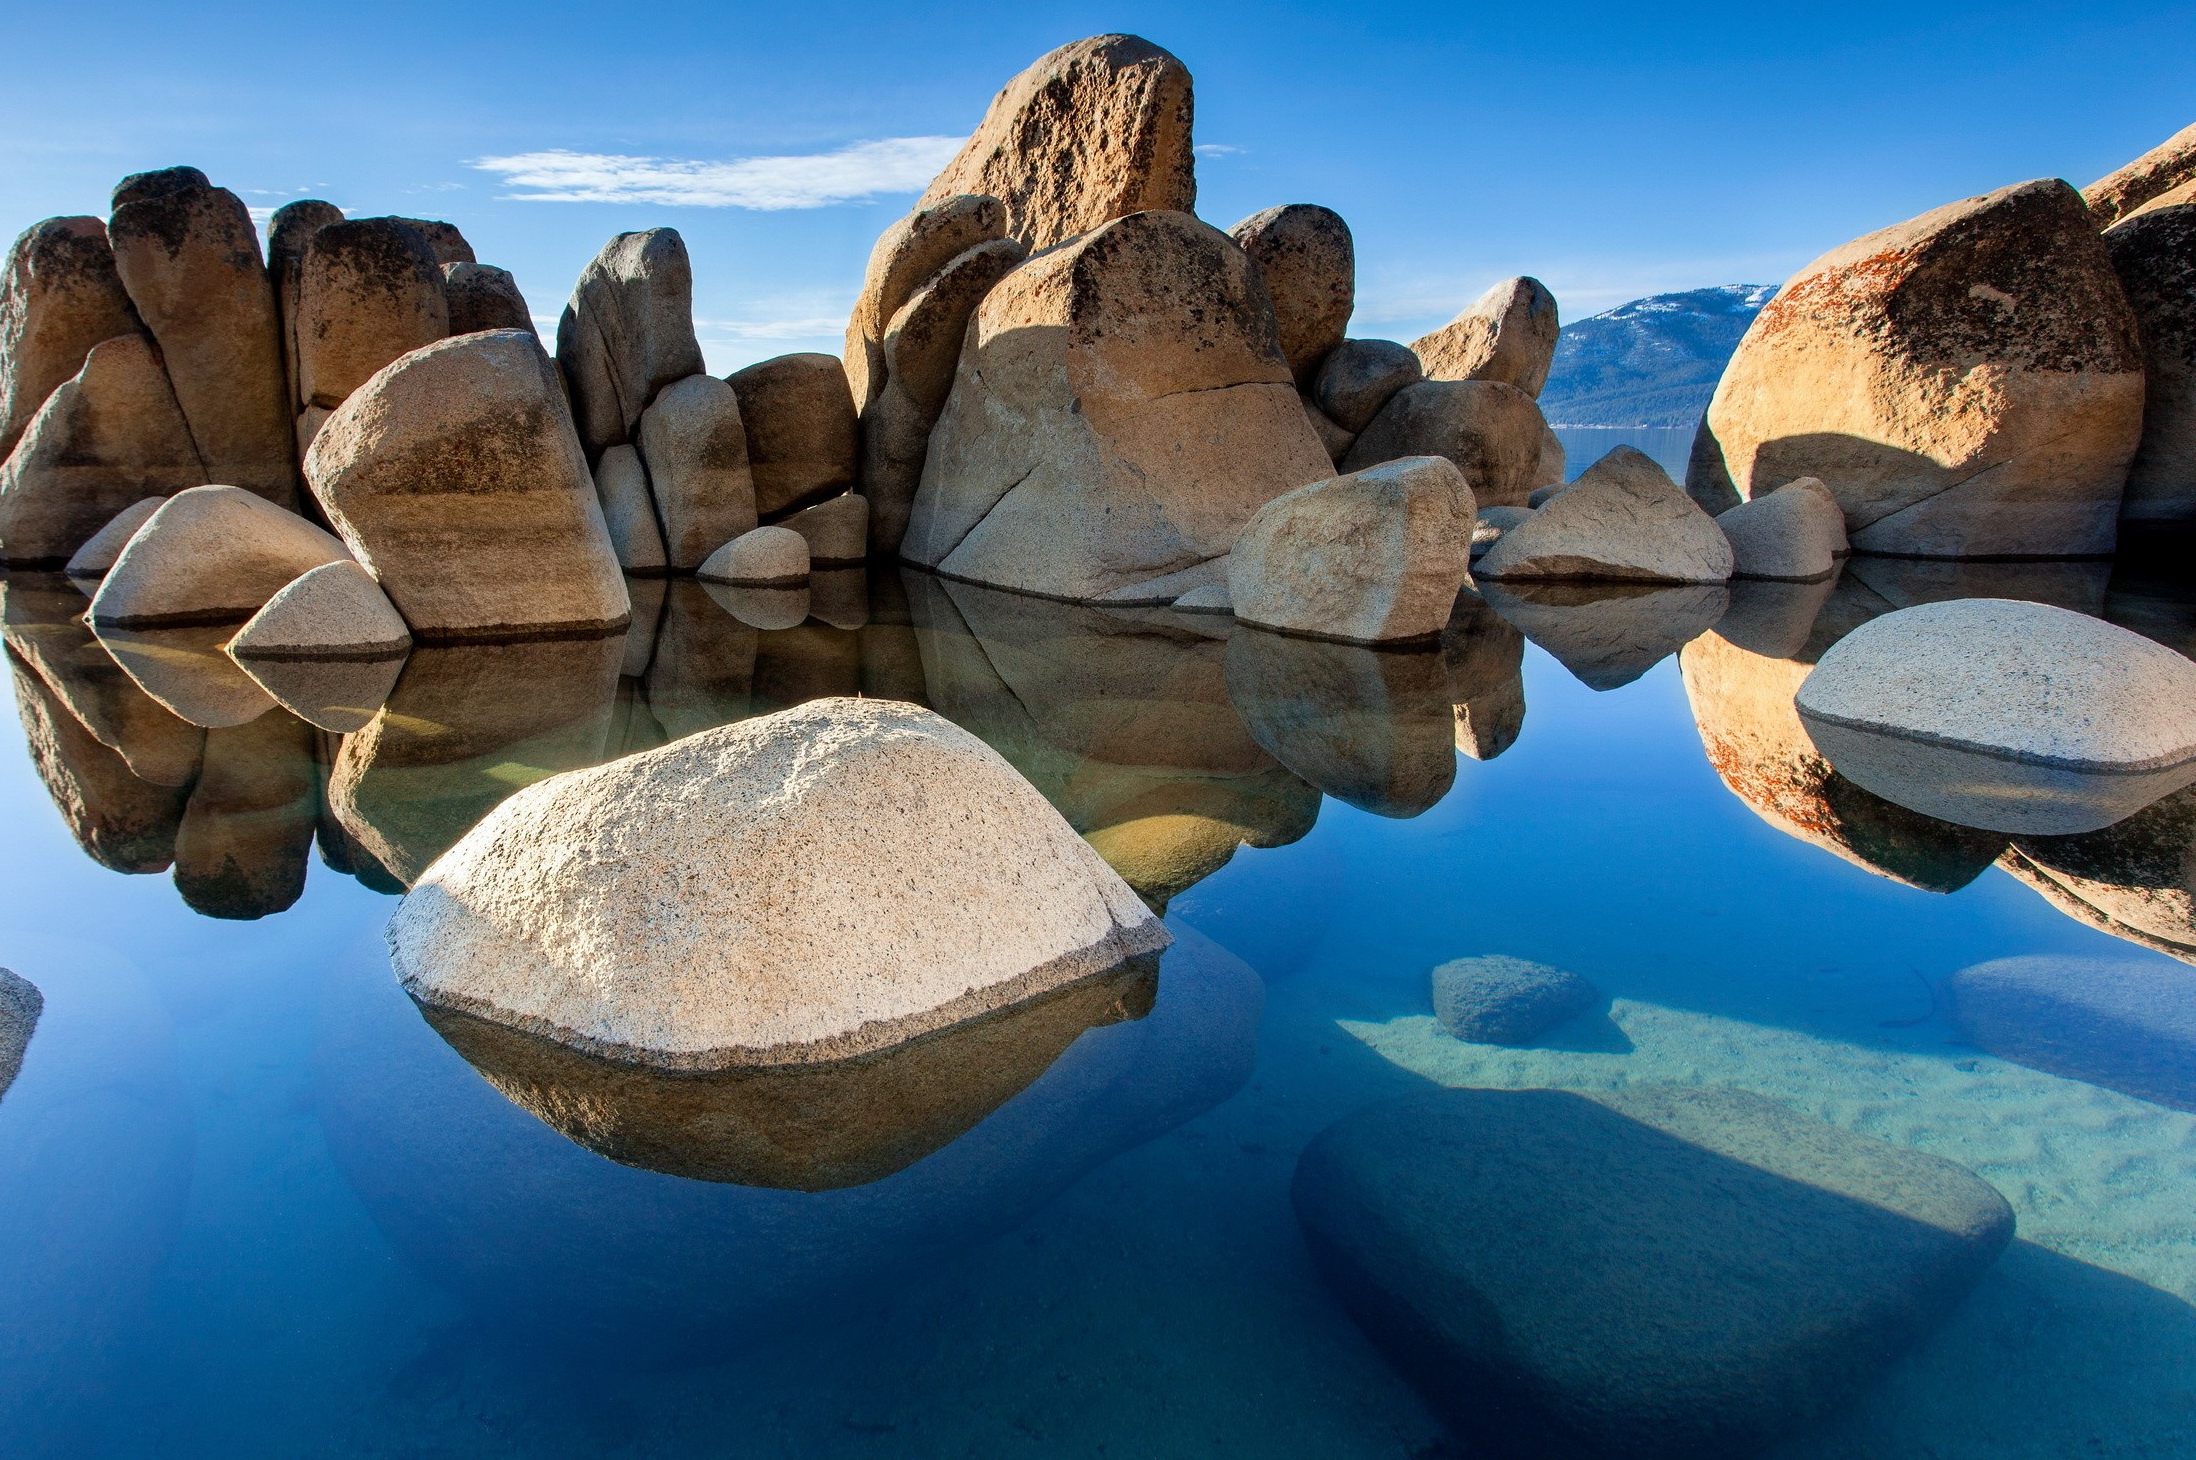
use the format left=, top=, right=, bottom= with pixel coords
left=1539, top=284, right=1777, bottom=429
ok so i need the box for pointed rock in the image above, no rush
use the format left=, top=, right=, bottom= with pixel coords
left=1412, top=276, right=1560, bottom=396
left=843, top=193, right=1007, bottom=414
left=698, top=525, right=808, bottom=587
left=227, top=559, right=411, bottom=660
left=556, top=229, right=705, bottom=461
left=0, top=216, right=143, bottom=461
left=637, top=373, right=756, bottom=571
left=2085, top=121, right=2196, bottom=227
left=1477, top=445, right=1733, bottom=583
left=0, top=334, right=205, bottom=565
left=916, top=35, right=1196, bottom=252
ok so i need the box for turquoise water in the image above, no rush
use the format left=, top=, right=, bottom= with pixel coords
left=3, top=564, right=2195, bottom=1457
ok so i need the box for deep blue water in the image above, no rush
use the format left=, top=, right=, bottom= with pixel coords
left=1, top=563, right=2193, bottom=1457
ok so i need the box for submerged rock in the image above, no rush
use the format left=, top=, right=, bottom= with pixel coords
left=1228, top=204, right=1353, bottom=388
left=1313, top=337, right=1421, bottom=435
left=1431, top=955, right=1598, bottom=1044
left=1229, top=456, right=1474, bottom=645
left=905, top=209, right=1329, bottom=601
left=1795, top=598, right=2196, bottom=834
left=1476, top=445, right=1733, bottom=584
left=698, top=524, right=808, bottom=587
left=1479, top=580, right=1729, bottom=690
left=1342, top=377, right=1546, bottom=509
left=294, top=217, right=449, bottom=410
left=916, top=34, right=1196, bottom=252
left=390, top=698, right=1170, bottom=1068
left=106, top=167, right=295, bottom=505
left=0, top=216, right=142, bottom=462
left=89, top=485, right=349, bottom=629
left=1411, top=276, right=1560, bottom=396
left=0, top=968, right=40, bottom=1102
left=1224, top=626, right=1455, bottom=817
left=1293, top=1086, right=2013, bottom=1460
left=0, top=334, right=205, bottom=565
left=2085, top=121, right=2196, bottom=227
left=2103, top=204, right=2196, bottom=526
left=225, top=559, right=411, bottom=661
left=556, top=228, right=706, bottom=461
left=1694, top=179, right=2144, bottom=557
left=62, top=496, right=166, bottom=582
left=305, top=329, right=630, bottom=641
left=728, top=352, right=858, bottom=521
left=1951, top=954, right=2196, bottom=1111
left=637, top=373, right=756, bottom=571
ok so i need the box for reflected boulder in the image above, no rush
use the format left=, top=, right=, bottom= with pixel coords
left=2001, top=784, right=2196, bottom=963
left=1224, top=626, right=1455, bottom=818
left=2, top=571, right=202, bottom=785
left=1292, top=1086, right=2013, bottom=1460
left=1480, top=579, right=1728, bottom=691
left=98, top=623, right=278, bottom=728
left=8, top=644, right=188, bottom=872
left=173, top=708, right=318, bottom=919
left=1951, top=955, right=2196, bottom=1112
left=642, top=579, right=759, bottom=740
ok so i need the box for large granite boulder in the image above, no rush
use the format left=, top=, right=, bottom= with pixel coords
left=1680, top=627, right=2009, bottom=892
left=1341, top=378, right=1545, bottom=508
left=0, top=217, right=142, bottom=461
left=1797, top=598, right=2196, bottom=834
left=1411, top=276, right=1560, bottom=396
left=2104, top=204, right=2196, bottom=526
left=1293, top=1086, right=2013, bottom=1460
left=727, top=352, right=858, bottom=520
left=555, top=228, right=706, bottom=461
left=1476, top=445, right=1733, bottom=583
left=843, top=193, right=1008, bottom=414
left=0, top=334, right=205, bottom=565
left=1692, top=179, right=2145, bottom=557
left=2085, top=121, right=2196, bottom=228
left=390, top=217, right=474, bottom=266
left=906, top=210, right=1332, bottom=602
left=1951, top=954, right=2196, bottom=1111
left=294, top=218, right=449, bottom=409
left=105, top=166, right=295, bottom=505
left=1313, top=338, right=1421, bottom=434
left=441, top=262, right=534, bottom=337
left=1228, top=204, right=1354, bottom=388
left=636, top=373, right=755, bottom=570
left=390, top=698, right=1169, bottom=1068
left=915, top=34, right=1196, bottom=252
left=1715, top=481, right=1843, bottom=581
left=1229, top=456, right=1474, bottom=644
left=304, top=329, right=629, bottom=641
left=88, top=485, right=349, bottom=629
left=266, top=198, right=343, bottom=415
left=861, top=238, right=1026, bottom=553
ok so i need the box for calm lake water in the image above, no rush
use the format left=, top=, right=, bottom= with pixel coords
left=3, top=560, right=2194, bottom=1457
left=1555, top=425, right=1698, bottom=482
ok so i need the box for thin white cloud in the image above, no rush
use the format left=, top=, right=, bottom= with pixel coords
left=696, top=315, right=847, bottom=340
left=1194, top=143, right=1244, bottom=157
left=472, top=138, right=964, bottom=209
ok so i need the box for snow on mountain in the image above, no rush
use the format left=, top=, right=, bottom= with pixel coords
left=1538, top=284, right=1777, bottom=428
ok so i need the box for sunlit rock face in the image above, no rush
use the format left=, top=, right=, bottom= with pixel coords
left=903, top=209, right=1331, bottom=604
left=293, top=218, right=449, bottom=411
left=915, top=34, right=1197, bottom=254
left=0, top=215, right=143, bottom=462
left=1410, top=276, right=1560, bottom=397
left=1475, top=445, right=1731, bottom=584
left=1680, top=626, right=2008, bottom=893
left=1795, top=598, right=2196, bottom=835
left=2084, top=120, right=2196, bottom=227
left=906, top=572, right=1320, bottom=907
left=88, top=485, right=349, bottom=630
left=554, top=228, right=705, bottom=463
left=1692, top=179, right=2145, bottom=557
left=1292, top=1086, right=2013, bottom=1460
left=317, top=919, right=1259, bottom=1365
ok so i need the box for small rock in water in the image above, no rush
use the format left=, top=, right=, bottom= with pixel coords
left=89, top=485, right=350, bottom=629
left=1476, top=445, right=1733, bottom=584
left=1430, top=954, right=1599, bottom=1044
left=226, top=559, right=411, bottom=661
left=1716, top=483, right=1843, bottom=581
left=1292, top=1085, right=2014, bottom=1460
left=697, top=525, right=809, bottom=587
left=1795, top=598, right=2196, bottom=834
left=389, top=698, right=1170, bottom=1069
left=0, top=966, right=44, bottom=1102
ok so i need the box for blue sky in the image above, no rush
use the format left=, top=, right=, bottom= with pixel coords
left=6, top=1, right=2192, bottom=372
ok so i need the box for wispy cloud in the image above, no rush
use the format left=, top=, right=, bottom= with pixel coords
left=696, top=315, right=847, bottom=340
left=1194, top=143, right=1244, bottom=157
left=472, top=138, right=964, bottom=209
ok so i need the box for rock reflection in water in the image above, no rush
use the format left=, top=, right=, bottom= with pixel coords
left=1, top=573, right=203, bottom=786
left=8, top=645, right=190, bottom=872
left=1441, top=590, right=1526, bottom=760
left=230, top=652, right=407, bottom=734
left=424, top=954, right=1158, bottom=1190
left=172, top=707, right=318, bottom=919
left=97, top=622, right=276, bottom=727
left=1999, top=784, right=2196, bottom=965
left=327, top=635, right=621, bottom=885
left=316, top=922, right=1260, bottom=1364
left=1476, top=579, right=1728, bottom=690
left=909, top=572, right=1321, bottom=905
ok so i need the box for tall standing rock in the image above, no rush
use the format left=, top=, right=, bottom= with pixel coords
left=556, top=229, right=705, bottom=462
left=843, top=193, right=1008, bottom=414
left=2104, top=204, right=2196, bottom=526
left=267, top=199, right=343, bottom=416
left=904, top=210, right=1331, bottom=602
left=1412, top=276, right=1560, bottom=396
left=1228, top=205, right=1354, bottom=388
left=637, top=373, right=756, bottom=571
left=296, top=218, right=450, bottom=410
left=0, top=334, right=206, bottom=565
left=305, top=329, right=629, bottom=641
left=916, top=34, right=1197, bottom=253
left=443, top=263, right=534, bottom=337
left=106, top=167, right=296, bottom=507
left=727, top=353, right=858, bottom=520
left=1694, top=179, right=2145, bottom=557
left=2085, top=121, right=2196, bottom=228
left=0, top=217, right=143, bottom=461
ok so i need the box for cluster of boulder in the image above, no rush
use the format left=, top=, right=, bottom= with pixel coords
left=1690, top=121, right=2196, bottom=552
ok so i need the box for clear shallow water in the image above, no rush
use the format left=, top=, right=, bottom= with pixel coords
left=2, top=562, right=2195, bottom=1457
